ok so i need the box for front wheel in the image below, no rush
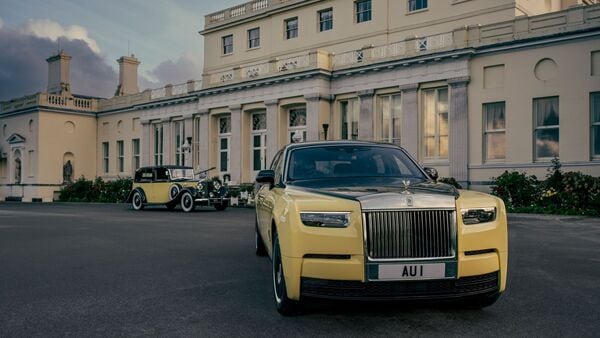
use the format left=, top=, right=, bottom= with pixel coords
left=273, top=234, right=299, bottom=316
left=180, top=191, right=195, bottom=213
left=132, top=191, right=144, bottom=211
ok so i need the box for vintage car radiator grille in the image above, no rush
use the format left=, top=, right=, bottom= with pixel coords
left=364, top=210, right=455, bottom=259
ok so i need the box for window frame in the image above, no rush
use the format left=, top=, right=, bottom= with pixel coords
left=482, top=101, right=506, bottom=162
left=591, top=92, right=600, bottom=159
left=355, top=0, right=372, bottom=23
left=318, top=8, right=333, bottom=32
left=288, top=107, right=307, bottom=143
left=102, top=142, right=109, bottom=173
left=218, top=115, right=232, bottom=175
left=340, top=99, right=360, bottom=141
left=422, top=87, right=449, bottom=161
left=117, top=140, right=124, bottom=173
left=248, top=27, right=260, bottom=49
left=132, top=138, right=140, bottom=172
left=378, top=93, right=402, bottom=145
left=408, top=0, right=428, bottom=12
left=153, top=123, right=164, bottom=166
left=173, top=120, right=185, bottom=166
left=533, top=96, right=560, bottom=161
left=285, top=17, right=298, bottom=40
left=222, top=34, right=233, bottom=55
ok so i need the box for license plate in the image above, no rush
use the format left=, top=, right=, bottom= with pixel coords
left=378, top=263, right=446, bottom=281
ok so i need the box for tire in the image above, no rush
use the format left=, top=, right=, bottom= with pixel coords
left=273, top=233, right=299, bottom=316
left=214, top=201, right=228, bottom=211
left=255, top=218, right=267, bottom=256
left=180, top=191, right=195, bottom=213
left=169, top=184, right=181, bottom=200
left=132, top=191, right=144, bottom=211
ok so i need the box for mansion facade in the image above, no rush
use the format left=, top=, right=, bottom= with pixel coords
left=1, top=0, right=599, bottom=202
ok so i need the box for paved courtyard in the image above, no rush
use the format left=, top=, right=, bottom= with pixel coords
left=0, top=203, right=598, bottom=336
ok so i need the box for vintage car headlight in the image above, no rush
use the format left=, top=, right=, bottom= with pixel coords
left=213, top=181, right=221, bottom=190
left=461, top=207, right=496, bottom=225
left=300, top=212, right=350, bottom=228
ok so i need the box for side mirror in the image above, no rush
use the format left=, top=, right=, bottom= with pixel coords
left=256, top=170, right=275, bottom=187
left=424, top=167, right=439, bottom=181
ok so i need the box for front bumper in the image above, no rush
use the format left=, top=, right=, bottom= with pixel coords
left=301, top=271, right=499, bottom=301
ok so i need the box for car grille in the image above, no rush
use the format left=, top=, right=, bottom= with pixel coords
left=364, top=210, right=456, bottom=260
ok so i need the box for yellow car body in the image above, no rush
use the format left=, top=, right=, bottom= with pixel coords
left=255, top=141, right=508, bottom=315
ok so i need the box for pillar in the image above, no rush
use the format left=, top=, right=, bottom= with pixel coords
left=161, top=118, right=171, bottom=165
left=448, top=77, right=470, bottom=187
left=265, top=99, right=279, bottom=165
left=183, top=114, right=194, bottom=167
left=305, top=93, right=322, bottom=142
left=198, top=111, right=210, bottom=171
left=358, top=89, right=374, bottom=141
left=399, top=83, right=419, bottom=158
left=229, top=104, right=242, bottom=185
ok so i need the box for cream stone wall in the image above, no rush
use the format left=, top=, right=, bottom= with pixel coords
left=97, top=112, right=143, bottom=178
left=468, top=38, right=600, bottom=188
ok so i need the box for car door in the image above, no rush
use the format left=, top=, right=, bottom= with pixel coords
left=257, top=150, right=283, bottom=253
left=152, top=167, right=172, bottom=203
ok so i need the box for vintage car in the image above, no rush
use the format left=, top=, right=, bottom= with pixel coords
left=254, top=141, right=508, bottom=315
left=126, top=165, right=229, bottom=212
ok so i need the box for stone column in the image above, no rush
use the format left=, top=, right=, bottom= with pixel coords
left=304, top=93, right=322, bottom=142
left=161, top=118, right=171, bottom=165
left=141, top=120, right=151, bottom=166
left=197, top=111, right=210, bottom=171
left=265, top=99, right=279, bottom=166
left=183, top=114, right=194, bottom=167
left=399, top=83, right=419, bottom=159
left=229, top=104, right=242, bottom=184
left=358, top=89, right=375, bottom=141
left=448, top=77, right=470, bottom=188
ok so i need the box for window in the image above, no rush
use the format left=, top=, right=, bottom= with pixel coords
left=379, top=94, right=402, bottom=145
left=591, top=92, right=600, bottom=158
left=132, top=139, right=140, bottom=171
left=423, top=88, right=449, bottom=159
left=340, top=99, right=359, bottom=140
left=222, top=35, right=233, bottom=55
left=102, top=142, right=109, bottom=173
left=534, top=97, right=559, bottom=160
left=219, top=116, right=231, bottom=175
left=319, top=8, right=333, bottom=32
left=252, top=112, right=267, bottom=172
left=289, top=108, right=307, bottom=143
left=285, top=17, right=298, bottom=39
left=248, top=27, right=260, bottom=48
left=355, top=0, right=372, bottom=23
left=174, top=121, right=185, bottom=166
left=483, top=102, right=506, bottom=161
left=154, top=124, right=163, bottom=165
left=117, top=140, right=124, bottom=172
left=408, top=0, right=428, bottom=12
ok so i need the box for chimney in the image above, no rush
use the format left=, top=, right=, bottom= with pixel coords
left=115, top=54, right=140, bottom=96
left=46, top=50, right=72, bottom=95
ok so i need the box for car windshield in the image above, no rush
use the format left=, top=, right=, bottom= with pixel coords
left=169, top=168, right=194, bottom=180
left=287, top=145, right=426, bottom=181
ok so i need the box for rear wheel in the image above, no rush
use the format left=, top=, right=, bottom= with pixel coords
left=255, top=218, right=267, bottom=256
left=273, top=233, right=299, bottom=316
left=180, top=191, right=195, bottom=213
left=132, top=191, right=144, bottom=211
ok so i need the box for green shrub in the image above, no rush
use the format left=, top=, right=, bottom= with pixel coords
left=438, top=177, right=462, bottom=189
left=491, top=171, right=540, bottom=209
left=59, top=177, right=132, bottom=203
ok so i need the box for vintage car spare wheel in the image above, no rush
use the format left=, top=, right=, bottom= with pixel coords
left=169, top=184, right=181, bottom=200
left=180, top=191, right=194, bottom=212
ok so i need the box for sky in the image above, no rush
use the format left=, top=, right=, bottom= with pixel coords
left=0, top=0, right=243, bottom=100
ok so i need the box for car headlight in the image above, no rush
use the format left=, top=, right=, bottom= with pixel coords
left=213, top=181, right=221, bottom=190
left=461, top=207, right=496, bottom=225
left=300, top=212, right=350, bottom=228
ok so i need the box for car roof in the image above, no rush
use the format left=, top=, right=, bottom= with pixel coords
left=138, top=165, right=193, bottom=170
left=283, top=140, right=402, bottom=152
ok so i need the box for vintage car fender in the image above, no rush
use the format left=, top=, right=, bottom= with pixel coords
left=126, top=188, right=147, bottom=203
left=173, top=187, right=199, bottom=201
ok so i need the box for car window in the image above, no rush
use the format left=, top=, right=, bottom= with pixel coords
left=137, top=169, right=153, bottom=183
left=154, top=168, right=169, bottom=182
left=287, top=145, right=425, bottom=181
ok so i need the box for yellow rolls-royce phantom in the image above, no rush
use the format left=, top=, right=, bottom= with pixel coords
left=254, top=141, right=508, bottom=315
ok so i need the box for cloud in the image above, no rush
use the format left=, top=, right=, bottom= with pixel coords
left=0, top=17, right=4, bottom=30
left=19, top=19, right=101, bottom=54
left=147, top=51, right=202, bottom=86
left=0, top=23, right=117, bottom=101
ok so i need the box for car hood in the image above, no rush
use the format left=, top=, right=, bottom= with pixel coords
left=288, top=177, right=458, bottom=210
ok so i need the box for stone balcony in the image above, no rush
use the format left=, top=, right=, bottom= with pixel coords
left=202, top=4, right=599, bottom=88
left=204, top=0, right=304, bottom=30
left=0, top=93, right=98, bottom=115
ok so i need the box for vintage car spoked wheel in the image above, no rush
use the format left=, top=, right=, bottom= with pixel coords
left=169, top=184, right=181, bottom=200
left=180, top=191, right=195, bottom=212
left=255, top=219, right=267, bottom=256
left=273, top=233, right=298, bottom=315
left=132, top=191, right=144, bottom=211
